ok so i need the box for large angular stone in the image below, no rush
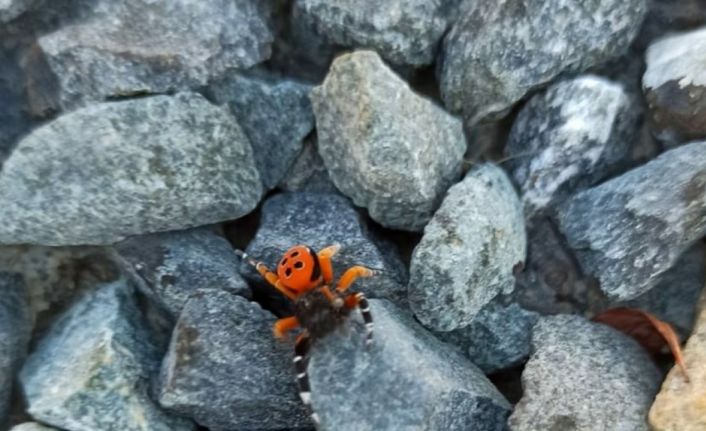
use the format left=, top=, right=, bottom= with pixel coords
left=242, top=192, right=407, bottom=310
left=0, top=93, right=262, bottom=246
left=37, top=0, right=273, bottom=109
left=279, top=136, right=338, bottom=194
left=157, top=290, right=310, bottom=430
left=209, top=72, right=314, bottom=190
left=506, top=75, right=638, bottom=217
left=293, top=0, right=453, bottom=66
left=509, top=315, right=661, bottom=431
left=309, top=299, right=511, bottom=431
left=643, top=27, right=706, bottom=145
left=113, top=227, right=249, bottom=318
left=649, top=289, right=706, bottom=431
left=311, top=50, right=466, bottom=231
left=0, top=273, right=30, bottom=425
left=439, top=0, right=647, bottom=124
left=409, top=164, right=526, bottom=331
left=556, top=141, right=706, bottom=299
left=19, top=280, right=194, bottom=431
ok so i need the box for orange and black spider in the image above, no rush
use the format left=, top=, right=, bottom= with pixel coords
left=235, top=244, right=375, bottom=423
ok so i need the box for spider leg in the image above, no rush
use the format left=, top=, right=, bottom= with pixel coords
left=273, top=316, right=300, bottom=340
left=335, top=265, right=375, bottom=293
left=345, top=292, right=373, bottom=346
left=294, top=333, right=320, bottom=426
left=234, top=250, right=297, bottom=300
left=317, top=244, right=340, bottom=284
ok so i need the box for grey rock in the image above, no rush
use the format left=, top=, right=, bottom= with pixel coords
left=556, top=141, right=706, bottom=300
left=409, top=164, right=526, bottom=332
left=309, top=299, right=511, bottom=431
left=10, top=423, right=57, bottom=431
left=508, top=315, right=661, bottom=431
left=293, top=0, right=452, bottom=67
left=0, top=45, right=37, bottom=164
left=0, top=93, right=262, bottom=246
left=635, top=0, right=706, bottom=50
left=279, top=135, right=338, bottom=194
left=506, top=75, right=638, bottom=217
left=0, top=273, right=30, bottom=425
left=157, top=290, right=309, bottom=430
left=243, top=192, right=408, bottom=309
left=19, top=280, right=195, bottom=431
left=643, top=27, right=706, bottom=145
left=114, top=227, right=249, bottom=318
left=209, top=72, right=314, bottom=190
left=437, top=297, right=539, bottom=374
left=0, top=0, right=32, bottom=22
left=439, top=0, right=647, bottom=124
left=37, top=0, right=274, bottom=109
left=312, top=50, right=466, bottom=231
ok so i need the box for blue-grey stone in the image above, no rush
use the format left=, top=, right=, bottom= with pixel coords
left=279, top=136, right=338, bottom=194
left=0, top=272, right=30, bottom=425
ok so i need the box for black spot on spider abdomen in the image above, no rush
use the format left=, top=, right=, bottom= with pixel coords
left=294, top=289, right=350, bottom=339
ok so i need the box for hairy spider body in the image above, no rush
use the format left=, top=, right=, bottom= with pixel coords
left=293, top=288, right=351, bottom=339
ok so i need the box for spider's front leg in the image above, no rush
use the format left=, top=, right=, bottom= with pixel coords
left=317, top=244, right=341, bottom=284
left=235, top=250, right=296, bottom=300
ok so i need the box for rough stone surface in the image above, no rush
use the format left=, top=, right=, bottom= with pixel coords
left=37, top=0, right=274, bottom=109
left=409, top=164, right=526, bottom=331
left=279, top=136, right=338, bottom=194
left=556, top=141, right=706, bottom=300
left=437, top=297, right=539, bottom=374
left=293, top=0, right=452, bottom=66
left=439, top=0, right=647, bottom=124
left=0, top=44, right=36, bottom=164
left=311, top=50, right=466, bottom=231
left=242, top=192, right=408, bottom=310
left=209, top=72, right=314, bottom=190
left=157, top=290, right=309, bottom=430
left=636, top=0, right=706, bottom=50
left=10, top=423, right=57, bottom=431
left=114, top=227, right=250, bottom=318
left=506, top=75, right=638, bottom=217
left=643, top=27, right=706, bottom=144
left=309, top=299, right=511, bottom=431
left=649, top=289, right=706, bottom=431
left=0, top=273, right=30, bottom=425
left=509, top=315, right=661, bottom=431
left=0, top=93, right=262, bottom=246
left=19, top=280, right=194, bottom=431
left=0, top=0, right=32, bottom=23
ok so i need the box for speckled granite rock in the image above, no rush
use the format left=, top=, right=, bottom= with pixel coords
left=0, top=273, right=30, bottom=425
left=157, top=290, right=310, bottom=430
left=308, top=299, right=511, bottom=431
left=439, top=0, right=647, bottom=124
left=311, top=50, right=466, bottom=231
left=509, top=315, right=661, bottom=431
left=649, top=289, right=706, bottom=431
left=0, top=93, right=262, bottom=246
left=37, top=0, right=274, bottom=108
left=114, top=227, right=249, bottom=318
left=643, top=27, right=706, bottom=145
left=209, top=72, right=314, bottom=190
left=506, top=75, right=637, bottom=217
left=279, top=136, right=338, bottom=194
left=556, top=141, right=706, bottom=300
left=19, top=280, right=195, bottom=431
left=409, top=164, right=526, bottom=331
left=293, top=0, right=453, bottom=66
left=0, top=0, right=32, bottom=22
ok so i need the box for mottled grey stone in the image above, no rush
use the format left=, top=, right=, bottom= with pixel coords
left=10, top=423, right=57, bottom=431
left=635, top=0, right=706, bottom=50
left=311, top=50, right=466, bottom=231
left=0, top=45, right=36, bottom=164
left=309, top=299, right=511, bottom=431
left=243, top=192, right=408, bottom=310
left=293, top=0, right=452, bottom=66
left=209, top=72, right=314, bottom=190
left=114, top=227, right=249, bottom=318
left=437, top=297, right=539, bottom=374
left=556, top=141, right=706, bottom=300
left=0, top=273, right=30, bottom=425
left=508, top=315, right=661, bottom=431
left=0, top=93, right=262, bottom=246
left=643, top=27, right=706, bottom=145
left=37, top=0, right=273, bottom=109
left=0, top=0, right=32, bottom=22
left=409, top=164, right=526, bottom=331
left=279, top=136, right=338, bottom=194
left=506, top=75, right=638, bottom=217
left=19, top=280, right=194, bottom=431
left=439, top=0, right=647, bottom=124
left=157, top=290, right=310, bottom=430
